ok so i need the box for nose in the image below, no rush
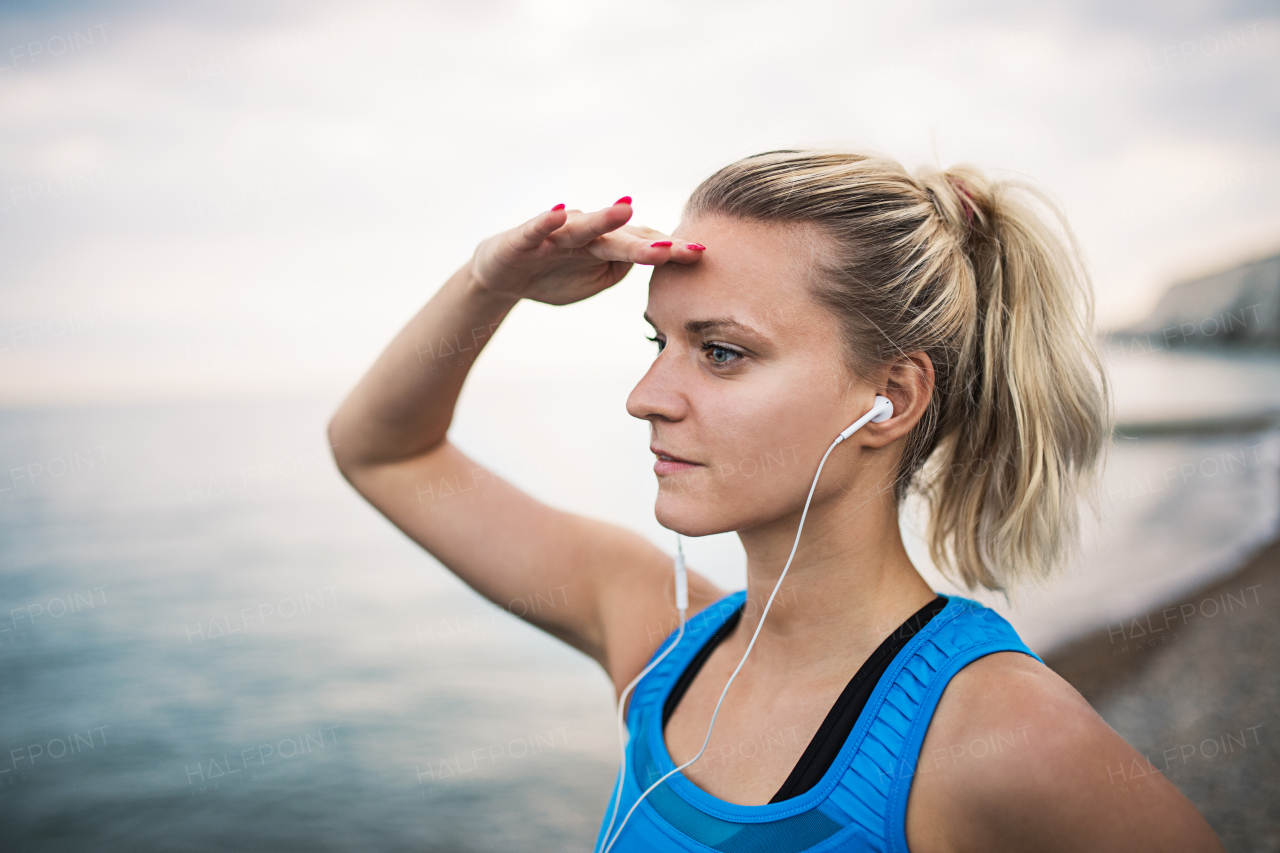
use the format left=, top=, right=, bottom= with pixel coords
left=626, top=347, right=689, bottom=425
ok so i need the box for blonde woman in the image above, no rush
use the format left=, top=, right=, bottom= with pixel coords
left=328, top=150, right=1223, bottom=852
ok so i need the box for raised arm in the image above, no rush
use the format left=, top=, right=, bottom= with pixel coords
left=327, top=199, right=723, bottom=685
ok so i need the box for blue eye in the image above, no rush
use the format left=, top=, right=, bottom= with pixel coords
left=701, top=342, right=742, bottom=365
left=645, top=336, right=743, bottom=366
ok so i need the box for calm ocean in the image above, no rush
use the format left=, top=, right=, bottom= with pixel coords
left=2, top=350, right=1278, bottom=851
left=0, top=399, right=622, bottom=851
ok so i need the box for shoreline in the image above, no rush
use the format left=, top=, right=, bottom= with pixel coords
left=1044, top=533, right=1280, bottom=851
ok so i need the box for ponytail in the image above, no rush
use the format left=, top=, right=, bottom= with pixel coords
left=685, top=150, right=1111, bottom=591
left=915, top=165, right=1112, bottom=590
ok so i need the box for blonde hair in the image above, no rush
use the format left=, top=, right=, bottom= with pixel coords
left=684, top=149, right=1111, bottom=591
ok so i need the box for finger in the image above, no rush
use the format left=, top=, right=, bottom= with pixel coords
left=641, top=239, right=708, bottom=266
left=589, top=231, right=707, bottom=267
left=510, top=205, right=570, bottom=252
left=663, top=240, right=708, bottom=265
left=615, top=225, right=706, bottom=264
left=551, top=198, right=634, bottom=248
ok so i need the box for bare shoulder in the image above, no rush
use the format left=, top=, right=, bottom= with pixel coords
left=905, top=652, right=1223, bottom=853
left=598, top=558, right=726, bottom=705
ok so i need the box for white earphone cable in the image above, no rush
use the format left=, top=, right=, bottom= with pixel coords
left=601, top=433, right=846, bottom=853
left=595, top=537, right=687, bottom=853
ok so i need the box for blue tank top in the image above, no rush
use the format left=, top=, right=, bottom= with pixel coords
left=594, top=591, right=1041, bottom=853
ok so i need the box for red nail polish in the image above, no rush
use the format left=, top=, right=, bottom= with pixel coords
left=615, top=196, right=632, bottom=206
left=551, top=203, right=565, bottom=211
left=686, top=243, right=706, bottom=251
left=650, top=241, right=672, bottom=247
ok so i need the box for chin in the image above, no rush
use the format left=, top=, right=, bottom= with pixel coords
left=653, top=489, right=741, bottom=538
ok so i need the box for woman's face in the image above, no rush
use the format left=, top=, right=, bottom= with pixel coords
left=626, top=215, right=884, bottom=537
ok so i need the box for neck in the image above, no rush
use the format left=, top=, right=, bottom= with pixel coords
left=731, top=473, right=937, bottom=676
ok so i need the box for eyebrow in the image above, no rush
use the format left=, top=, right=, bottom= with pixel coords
left=642, top=312, right=765, bottom=338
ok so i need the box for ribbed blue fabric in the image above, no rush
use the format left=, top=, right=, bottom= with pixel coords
left=595, top=591, right=1041, bottom=853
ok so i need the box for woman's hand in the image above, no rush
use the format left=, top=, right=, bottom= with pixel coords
left=469, top=198, right=706, bottom=305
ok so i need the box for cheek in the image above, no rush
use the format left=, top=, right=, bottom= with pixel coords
left=655, top=375, right=838, bottom=535
left=703, top=382, right=819, bottom=480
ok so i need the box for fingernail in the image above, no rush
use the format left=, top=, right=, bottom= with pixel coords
left=551, top=203, right=565, bottom=211
left=650, top=241, right=672, bottom=247
left=686, top=243, right=706, bottom=251
left=615, top=196, right=632, bottom=206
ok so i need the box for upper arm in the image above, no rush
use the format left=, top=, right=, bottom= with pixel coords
left=906, top=653, right=1223, bottom=853
left=335, top=437, right=724, bottom=689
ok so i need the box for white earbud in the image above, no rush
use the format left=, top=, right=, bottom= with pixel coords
left=869, top=394, right=894, bottom=423
left=835, top=394, right=893, bottom=444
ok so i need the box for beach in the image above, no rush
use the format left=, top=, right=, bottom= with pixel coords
left=1046, top=534, right=1280, bottom=851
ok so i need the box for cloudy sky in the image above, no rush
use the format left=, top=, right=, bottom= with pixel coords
left=0, top=0, right=1277, bottom=405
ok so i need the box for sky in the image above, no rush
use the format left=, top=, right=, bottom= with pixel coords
left=0, top=0, right=1277, bottom=405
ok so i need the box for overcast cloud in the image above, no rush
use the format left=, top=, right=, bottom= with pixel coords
left=0, top=0, right=1277, bottom=404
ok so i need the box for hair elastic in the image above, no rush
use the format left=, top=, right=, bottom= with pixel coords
left=948, top=176, right=976, bottom=224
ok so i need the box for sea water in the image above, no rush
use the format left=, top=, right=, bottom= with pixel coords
left=1, top=349, right=1278, bottom=850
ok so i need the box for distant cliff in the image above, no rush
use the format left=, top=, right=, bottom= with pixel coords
left=1110, top=252, right=1280, bottom=351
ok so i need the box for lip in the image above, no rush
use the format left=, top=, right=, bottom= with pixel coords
left=650, top=445, right=702, bottom=475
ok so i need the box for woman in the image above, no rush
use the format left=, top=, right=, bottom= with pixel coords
left=328, top=150, right=1223, bottom=851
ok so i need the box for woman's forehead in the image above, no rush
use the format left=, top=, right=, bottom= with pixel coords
left=648, top=217, right=822, bottom=334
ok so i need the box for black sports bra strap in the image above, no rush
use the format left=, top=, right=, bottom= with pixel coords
left=771, top=594, right=947, bottom=801
left=661, top=606, right=743, bottom=729
left=660, top=594, right=949, bottom=803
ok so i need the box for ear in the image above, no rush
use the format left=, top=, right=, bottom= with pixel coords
left=859, top=351, right=935, bottom=449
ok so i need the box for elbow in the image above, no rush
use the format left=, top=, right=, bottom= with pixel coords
left=326, top=412, right=358, bottom=478
left=326, top=406, right=446, bottom=479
